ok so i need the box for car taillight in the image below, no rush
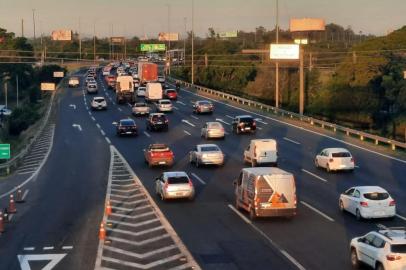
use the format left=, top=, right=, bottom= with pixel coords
left=254, top=197, right=260, bottom=206
left=150, top=152, right=155, bottom=157
left=351, top=158, right=354, bottom=163
left=386, top=254, right=402, bottom=261
left=220, top=128, right=224, bottom=132
left=165, top=119, right=169, bottom=123
left=389, top=200, right=396, bottom=206
left=239, top=122, right=244, bottom=127
left=188, top=180, right=193, bottom=187
left=329, top=158, right=334, bottom=163
left=360, top=201, right=368, bottom=207
left=252, top=122, right=256, bottom=126
left=164, top=182, right=169, bottom=190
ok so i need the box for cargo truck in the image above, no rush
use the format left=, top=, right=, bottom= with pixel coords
left=138, top=62, right=158, bottom=85
left=116, top=76, right=135, bottom=104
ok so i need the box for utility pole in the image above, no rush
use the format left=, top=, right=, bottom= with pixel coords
left=299, top=47, right=304, bottom=115
left=16, top=75, right=19, bottom=107
left=275, top=0, right=280, bottom=108
left=93, top=22, right=96, bottom=63
left=183, top=17, right=187, bottom=65
left=191, top=0, right=195, bottom=85
left=21, top=19, right=24, bottom=37
left=79, top=17, right=82, bottom=61
left=32, top=9, right=36, bottom=59
left=4, top=82, right=7, bottom=109
left=167, top=4, right=171, bottom=75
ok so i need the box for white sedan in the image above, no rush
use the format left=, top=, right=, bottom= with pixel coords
left=339, top=186, right=396, bottom=220
left=189, top=144, right=224, bottom=167
left=315, top=148, right=355, bottom=172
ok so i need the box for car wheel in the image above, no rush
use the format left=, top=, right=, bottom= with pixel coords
left=249, top=206, right=256, bottom=220
left=339, top=200, right=345, bottom=212
left=326, top=164, right=331, bottom=173
left=355, top=209, right=362, bottom=220
left=236, top=127, right=240, bottom=134
left=251, top=160, right=257, bottom=167
left=315, top=159, right=319, bottom=168
left=235, top=198, right=241, bottom=210
left=205, top=133, right=208, bottom=140
left=195, top=159, right=200, bottom=168
left=160, top=192, right=165, bottom=201
left=375, top=262, right=384, bottom=270
left=350, top=248, right=360, bottom=269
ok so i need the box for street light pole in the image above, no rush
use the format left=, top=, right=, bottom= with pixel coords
left=275, top=0, right=280, bottom=108
left=32, top=9, right=36, bottom=59
left=93, top=21, right=96, bottom=63
left=16, top=75, right=19, bottom=107
left=183, top=17, right=187, bottom=65
left=167, top=4, right=171, bottom=75
left=191, top=0, right=195, bottom=85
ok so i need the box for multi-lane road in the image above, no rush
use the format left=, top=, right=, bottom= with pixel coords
left=0, top=67, right=405, bottom=270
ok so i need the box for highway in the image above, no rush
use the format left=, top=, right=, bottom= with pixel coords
left=0, top=66, right=405, bottom=270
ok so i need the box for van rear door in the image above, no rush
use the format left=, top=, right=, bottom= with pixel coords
left=258, top=174, right=296, bottom=210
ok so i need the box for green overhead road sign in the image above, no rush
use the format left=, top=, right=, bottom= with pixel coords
left=0, top=144, right=10, bottom=159
left=140, top=44, right=166, bottom=52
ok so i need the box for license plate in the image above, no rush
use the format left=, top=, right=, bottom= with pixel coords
left=374, top=211, right=384, bottom=216
left=339, top=164, right=346, bottom=168
left=159, top=161, right=166, bottom=165
left=176, top=192, right=183, bottom=196
left=157, top=122, right=163, bottom=124
left=245, top=127, right=251, bottom=130
left=260, top=203, right=271, bottom=208
left=126, top=131, right=132, bottom=134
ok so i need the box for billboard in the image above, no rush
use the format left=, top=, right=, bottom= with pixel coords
left=41, top=83, right=56, bottom=91
left=290, top=18, right=325, bottom=32
left=270, top=44, right=300, bottom=60
left=219, top=30, right=238, bottom=38
left=111, top=37, right=125, bottom=44
left=140, top=44, right=166, bottom=52
left=51, top=30, right=72, bottom=41
left=53, top=71, right=64, bottom=78
left=158, top=32, right=179, bottom=41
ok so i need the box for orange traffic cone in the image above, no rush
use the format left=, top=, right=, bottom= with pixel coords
left=0, top=212, right=4, bottom=233
left=16, top=188, right=24, bottom=203
left=105, top=201, right=112, bottom=216
left=8, top=194, right=17, bottom=214
left=99, top=223, right=106, bottom=240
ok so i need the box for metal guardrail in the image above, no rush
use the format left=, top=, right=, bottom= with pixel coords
left=0, top=82, right=59, bottom=174
left=170, top=78, right=406, bottom=151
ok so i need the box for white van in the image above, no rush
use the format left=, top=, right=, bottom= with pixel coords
left=145, top=83, right=163, bottom=103
left=244, top=139, right=278, bottom=167
left=234, top=167, right=297, bottom=219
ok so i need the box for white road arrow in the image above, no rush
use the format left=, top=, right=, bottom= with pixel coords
left=72, top=124, right=82, bottom=131
left=18, top=253, right=67, bottom=270
left=69, top=104, right=76, bottom=110
left=181, top=119, right=195, bottom=127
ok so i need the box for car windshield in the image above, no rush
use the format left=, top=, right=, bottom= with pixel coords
left=94, top=98, right=105, bottom=102
left=391, top=244, right=406, bottom=253
left=135, top=103, right=146, bottom=107
left=160, top=101, right=171, bottom=105
left=152, top=115, right=166, bottom=121
left=201, top=146, right=219, bottom=152
left=167, top=176, right=189, bottom=184
left=209, top=123, right=222, bottom=128
left=166, top=90, right=175, bottom=94
left=198, top=101, right=210, bottom=106
left=332, top=152, right=351, bottom=158
left=240, top=117, right=253, bottom=123
left=138, top=87, right=146, bottom=91
left=120, top=120, right=135, bottom=126
left=151, top=144, right=169, bottom=151
left=363, top=192, right=389, bottom=200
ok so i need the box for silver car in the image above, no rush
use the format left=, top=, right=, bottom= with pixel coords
left=132, top=102, right=150, bottom=116
left=189, top=144, right=224, bottom=167
left=156, top=99, right=173, bottom=112
left=91, top=97, right=107, bottom=110
left=155, top=171, right=195, bottom=201
left=137, top=87, right=146, bottom=97
left=87, top=83, right=98, bottom=94
left=201, top=122, right=225, bottom=139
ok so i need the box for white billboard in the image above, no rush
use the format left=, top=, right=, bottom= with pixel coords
left=270, top=44, right=300, bottom=60
left=290, top=18, right=325, bottom=32
left=41, top=83, right=56, bottom=91
left=51, top=30, right=72, bottom=41
left=158, top=32, right=179, bottom=41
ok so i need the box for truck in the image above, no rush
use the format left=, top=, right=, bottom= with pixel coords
left=116, top=76, right=135, bottom=104
left=138, top=62, right=158, bottom=85
left=145, top=83, right=163, bottom=103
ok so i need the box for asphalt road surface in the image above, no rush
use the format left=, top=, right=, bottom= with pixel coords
left=0, top=67, right=405, bottom=270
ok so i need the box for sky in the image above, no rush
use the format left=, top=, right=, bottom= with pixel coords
left=0, top=0, right=405, bottom=39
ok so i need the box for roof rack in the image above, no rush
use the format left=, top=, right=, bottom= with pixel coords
left=376, top=224, right=406, bottom=240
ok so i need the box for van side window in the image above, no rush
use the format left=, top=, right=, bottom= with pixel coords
left=237, top=173, right=243, bottom=186
left=246, top=145, right=250, bottom=151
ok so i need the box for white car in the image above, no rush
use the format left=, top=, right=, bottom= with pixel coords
left=87, top=83, right=98, bottom=94
left=339, top=186, right=396, bottom=220
left=158, top=76, right=165, bottom=83
left=132, top=102, right=150, bottom=116
left=156, top=99, right=172, bottom=112
left=350, top=226, right=406, bottom=270
left=315, top=148, right=355, bottom=172
left=189, top=144, right=224, bottom=167
left=137, top=87, right=146, bottom=97
left=201, top=122, right=225, bottom=139
left=155, top=171, right=195, bottom=201
left=91, top=97, right=107, bottom=110
left=68, top=76, right=80, bottom=87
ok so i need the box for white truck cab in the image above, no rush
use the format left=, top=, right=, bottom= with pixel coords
left=244, top=139, right=278, bottom=167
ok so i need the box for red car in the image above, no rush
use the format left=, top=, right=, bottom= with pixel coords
left=144, top=144, right=174, bottom=167
left=164, top=89, right=177, bottom=100
left=105, top=75, right=117, bottom=89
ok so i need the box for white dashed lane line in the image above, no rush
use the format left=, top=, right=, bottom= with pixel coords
left=118, top=108, right=123, bottom=112
left=301, top=169, right=328, bottom=183
left=91, top=116, right=96, bottom=121
left=225, top=115, right=234, bottom=119
left=100, top=129, right=106, bottom=136
left=43, top=246, right=54, bottom=250
left=23, top=247, right=35, bottom=251
left=190, top=115, right=199, bottom=120
left=105, top=137, right=111, bottom=144
left=300, top=201, right=335, bottom=222
left=283, top=137, right=301, bottom=145
left=191, top=173, right=206, bottom=185
left=143, top=131, right=151, bottom=138
left=184, top=130, right=192, bottom=136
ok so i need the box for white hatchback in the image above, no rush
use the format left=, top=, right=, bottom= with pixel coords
left=315, top=148, right=355, bottom=172
left=339, top=186, right=396, bottom=220
left=156, top=99, right=172, bottom=112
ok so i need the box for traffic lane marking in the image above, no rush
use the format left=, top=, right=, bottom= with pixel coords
left=143, top=131, right=151, bottom=138
left=191, top=173, right=206, bottom=185
left=228, top=204, right=306, bottom=270
left=182, top=119, right=195, bottom=127
left=184, top=130, right=192, bottom=136
left=301, top=169, right=328, bottom=183
left=190, top=115, right=199, bottom=120
left=283, top=137, right=301, bottom=145
left=396, top=214, right=406, bottom=221
left=300, top=201, right=335, bottom=222
left=178, top=86, right=406, bottom=164
left=215, top=118, right=231, bottom=126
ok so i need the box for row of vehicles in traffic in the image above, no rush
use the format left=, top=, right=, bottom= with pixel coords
left=79, top=62, right=405, bottom=270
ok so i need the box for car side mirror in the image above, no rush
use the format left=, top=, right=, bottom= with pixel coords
left=112, top=122, right=118, bottom=126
